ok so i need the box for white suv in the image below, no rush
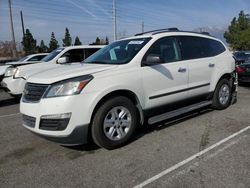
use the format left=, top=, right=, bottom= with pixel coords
left=1, top=45, right=104, bottom=96
left=0, top=53, right=48, bottom=82
left=20, top=29, right=237, bottom=149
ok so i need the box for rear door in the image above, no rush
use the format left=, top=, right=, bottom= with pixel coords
left=141, top=36, right=188, bottom=109
left=178, top=36, right=215, bottom=97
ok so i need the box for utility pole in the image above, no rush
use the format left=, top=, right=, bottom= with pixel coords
left=113, top=0, right=117, bottom=41
left=8, top=0, right=17, bottom=58
left=20, top=11, right=25, bottom=38
left=142, top=21, right=144, bottom=33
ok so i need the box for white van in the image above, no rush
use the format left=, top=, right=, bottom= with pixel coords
left=1, top=45, right=104, bottom=96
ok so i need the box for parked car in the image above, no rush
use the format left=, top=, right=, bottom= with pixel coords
left=236, top=60, right=250, bottom=83
left=0, top=53, right=48, bottom=83
left=233, top=51, right=250, bottom=64
left=1, top=45, right=104, bottom=96
left=20, top=29, right=237, bottom=149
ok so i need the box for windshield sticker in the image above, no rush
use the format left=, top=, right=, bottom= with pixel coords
left=128, top=41, right=144, bottom=45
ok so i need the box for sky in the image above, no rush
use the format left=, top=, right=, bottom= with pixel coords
left=0, top=0, right=250, bottom=46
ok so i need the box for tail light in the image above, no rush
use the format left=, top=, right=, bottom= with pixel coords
left=236, top=66, right=245, bottom=74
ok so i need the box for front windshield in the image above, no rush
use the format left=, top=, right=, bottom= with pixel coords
left=19, top=56, right=29, bottom=62
left=41, top=48, right=64, bottom=62
left=84, top=38, right=151, bottom=65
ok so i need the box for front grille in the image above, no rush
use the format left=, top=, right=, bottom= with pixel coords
left=22, top=114, right=36, bottom=128
left=23, top=83, right=49, bottom=102
left=39, top=118, right=70, bottom=131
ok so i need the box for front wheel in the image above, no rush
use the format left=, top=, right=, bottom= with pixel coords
left=212, top=78, right=232, bottom=110
left=91, top=96, right=138, bottom=150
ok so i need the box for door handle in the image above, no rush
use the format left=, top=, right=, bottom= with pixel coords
left=178, top=67, right=187, bottom=73
left=209, top=63, right=215, bottom=68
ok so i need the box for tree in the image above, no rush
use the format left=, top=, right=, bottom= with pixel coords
left=22, top=29, right=37, bottom=55
left=95, top=37, right=101, bottom=45
left=49, top=32, right=59, bottom=52
left=105, top=37, right=109, bottom=45
left=74, top=36, right=82, bottom=45
left=62, top=27, right=72, bottom=47
left=37, top=40, right=48, bottom=53
left=224, top=11, right=250, bottom=50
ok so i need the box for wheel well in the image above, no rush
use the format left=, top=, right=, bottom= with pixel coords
left=91, top=90, right=144, bottom=125
left=218, top=73, right=233, bottom=87
left=219, top=73, right=232, bottom=81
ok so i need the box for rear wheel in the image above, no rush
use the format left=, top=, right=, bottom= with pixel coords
left=212, top=79, right=232, bottom=110
left=91, top=96, right=138, bottom=150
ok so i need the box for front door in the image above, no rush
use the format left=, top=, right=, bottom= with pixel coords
left=141, top=37, right=189, bottom=109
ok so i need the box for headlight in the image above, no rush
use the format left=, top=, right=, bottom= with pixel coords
left=44, top=75, right=93, bottom=98
left=5, top=67, right=18, bottom=77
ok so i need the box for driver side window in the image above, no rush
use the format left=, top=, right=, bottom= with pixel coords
left=143, top=37, right=181, bottom=64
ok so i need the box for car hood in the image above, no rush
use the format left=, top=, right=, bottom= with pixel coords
left=15, top=62, right=59, bottom=79
left=0, top=65, right=11, bottom=75
left=27, top=63, right=117, bottom=84
left=6, top=61, right=42, bottom=66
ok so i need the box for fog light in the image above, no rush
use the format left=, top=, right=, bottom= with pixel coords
left=41, top=113, right=71, bottom=119
left=39, top=113, right=72, bottom=131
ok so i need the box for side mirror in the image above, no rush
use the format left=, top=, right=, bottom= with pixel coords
left=144, top=54, right=161, bottom=66
left=57, top=57, right=69, bottom=64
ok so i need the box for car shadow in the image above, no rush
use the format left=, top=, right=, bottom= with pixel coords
left=65, top=107, right=213, bottom=152
left=0, top=97, right=20, bottom=107
left=239, top=82, right=250, bottom=89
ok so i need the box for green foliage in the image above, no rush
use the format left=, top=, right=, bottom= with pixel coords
left=22, top=29, right=37, bottom=55
left=224, top=11, right=250, bottom=50
left=95, top=37, right=101, bottom=45
left=37, top=40, right=48, bottom=53
left=90, top=37, right=108, bottom=45
left=74, top=36, right=82, bottom=45
left=105, top=37, right=109, bottom=45
left=49, top=32, right=59, bottom=52
left=62, top=27, right=72, bottom=47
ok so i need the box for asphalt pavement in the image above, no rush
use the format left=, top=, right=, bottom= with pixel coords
left=0, top=86, right=249, bottom=188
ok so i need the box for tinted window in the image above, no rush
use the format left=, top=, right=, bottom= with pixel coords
left=205, top=39, right=226, bottom=56
left=84, top=48, right=100, bottom=59
left=42, top=48, right=64, bottom=62
left=28, top=55, right=47, bottom=61
left=143, top=37, right=181, bottom=63
left=62, top=49, right=85, bottom=63
left=179, top=36, right=226, bottom=60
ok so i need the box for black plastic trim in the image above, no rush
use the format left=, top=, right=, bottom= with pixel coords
left=32, top=124, right=89, bottom=145
left=149, top=83, right=210, bottom=99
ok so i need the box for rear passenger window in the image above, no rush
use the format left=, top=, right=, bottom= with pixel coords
left=206, top=39, right=226, bottom=56
left=143, top=37, right=181, bottom=63
left=179, top=36, right=226, bottom=60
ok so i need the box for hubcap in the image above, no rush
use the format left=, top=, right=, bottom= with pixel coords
left=219, top=84, right=230, bottom=105
left=103, top=106, right=132, bottom=141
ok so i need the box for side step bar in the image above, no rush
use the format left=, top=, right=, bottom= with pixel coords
left=148, top=100, right=212, bottom=125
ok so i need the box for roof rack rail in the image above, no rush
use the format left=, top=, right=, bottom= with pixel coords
left=200, top=32, right=210, bottom=36
left=135, top=28, right=179, bottom=36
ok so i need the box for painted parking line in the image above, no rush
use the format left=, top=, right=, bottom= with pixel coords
left=134, top=126, right=250, bottom=188
left=0, top=113, right=21, bottom=118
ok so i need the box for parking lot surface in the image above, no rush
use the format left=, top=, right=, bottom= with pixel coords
left=0, top=86, right=249, bottom=188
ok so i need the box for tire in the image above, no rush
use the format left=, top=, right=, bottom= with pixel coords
left=212, top=78, right=232, bottom=110
left=91, top=96, right=138, bottom=150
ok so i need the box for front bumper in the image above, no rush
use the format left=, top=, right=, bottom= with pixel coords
left=20, top=92, right=99, bottom=145
left=1, top=77, right=26, bottom=95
